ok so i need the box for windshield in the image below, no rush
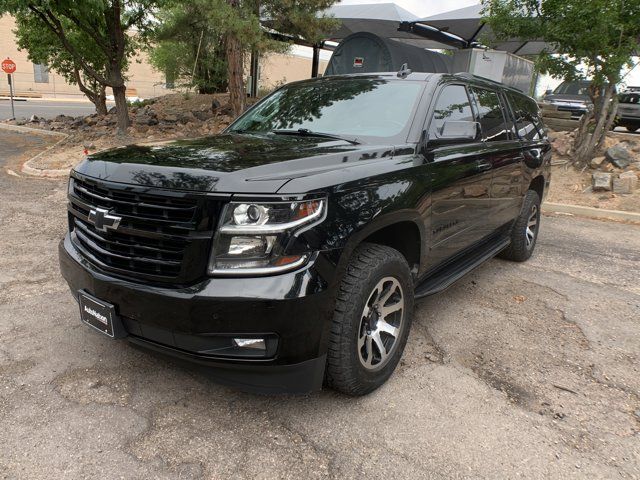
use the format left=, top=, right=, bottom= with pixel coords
left=229, top=78, right=424, bottom=141
left=553, top=81, right=591, bottom=96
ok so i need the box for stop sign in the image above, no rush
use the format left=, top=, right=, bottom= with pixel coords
left=2, top=58, right=16, bottom=74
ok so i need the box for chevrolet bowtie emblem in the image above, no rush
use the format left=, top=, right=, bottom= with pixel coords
left=88, top=208, right=122, bottom=233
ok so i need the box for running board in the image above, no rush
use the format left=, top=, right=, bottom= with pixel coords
left=414, top=238, right=510, bottom=298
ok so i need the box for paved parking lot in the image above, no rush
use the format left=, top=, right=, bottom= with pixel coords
left=1, top=131, right=639, bottom=479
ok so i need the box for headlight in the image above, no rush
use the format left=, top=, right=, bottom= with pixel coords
left=208, top=198, right=326, bottom=276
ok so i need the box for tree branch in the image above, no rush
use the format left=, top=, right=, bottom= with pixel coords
left=27, top=5, right=111, bottom=86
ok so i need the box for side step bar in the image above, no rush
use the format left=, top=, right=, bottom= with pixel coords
left=414, top=238, right=510, bottom=298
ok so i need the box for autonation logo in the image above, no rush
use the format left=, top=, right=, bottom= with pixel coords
left=84, top=305, right=108, bottom=325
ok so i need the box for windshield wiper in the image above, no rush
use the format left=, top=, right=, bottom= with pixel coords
left=272, top=129, right=360, bottom=145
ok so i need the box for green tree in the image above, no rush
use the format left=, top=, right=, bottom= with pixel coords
left=0, top=0, right=162, bottom=133
left=13, top=12, right=121, bottom=116
left=221, top=0, right=339, bottom=116
left=148, top=0, right=228, bottom=94
left=482, top=0, right=640, bottom=164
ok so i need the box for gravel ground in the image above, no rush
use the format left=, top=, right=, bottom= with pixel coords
left=1, top=130, right=639, bottom=479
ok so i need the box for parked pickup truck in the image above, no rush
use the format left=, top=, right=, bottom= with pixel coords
left=59, top=72, right=551, bottom=396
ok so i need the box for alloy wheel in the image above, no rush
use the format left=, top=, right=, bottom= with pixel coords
left=525, top=204, right=538, bottom=249
left=357, top=277, right=405, bottom=371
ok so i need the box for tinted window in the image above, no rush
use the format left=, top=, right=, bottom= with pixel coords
left=507, top=92, right=543, bottom=140
left=429, top=85, right=474, bottom=137
left=230, top=78, right=424, bottom=140
left=620, top=93, right=640, bottom=104
left=554, top=81, right=590, bottom=95
left=472, top=88, right=509, bottom=141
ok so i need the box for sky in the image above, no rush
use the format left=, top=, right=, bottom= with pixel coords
left=338, top=0, right=478, bottom=17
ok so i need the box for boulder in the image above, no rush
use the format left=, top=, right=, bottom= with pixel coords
left=193, top=109, right=213, bottom=121
left=613, top=171, right=639, bottom=193
left=178, top=112, right=196, bottom=124
left=551, top=136, right=571, bottom=156
left=134, top=114, right=159, bottom=126
left=592, top=172, right=612, bottom=191
left=590, top=156, right=605, bottom=168
left=605, top=143, right=634, bottom=169
left=29, top=114, right=40, bottom=123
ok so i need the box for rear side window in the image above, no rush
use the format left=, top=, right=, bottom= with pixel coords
left=507, top=92, right=544, bottom=141
left=429, top=84, right=475, bottom=137
left=471, top=88, right=509, bottom=141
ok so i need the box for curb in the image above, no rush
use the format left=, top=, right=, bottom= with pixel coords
left=0, top=122, right=68, bottom=137
left=19, top=132, right=71, bottom=178
left=542, top=202, right=640, bottom=223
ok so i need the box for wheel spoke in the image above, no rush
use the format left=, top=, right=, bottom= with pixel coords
left=379, top=279, right=399, bottom=305
left=364, top=335, right=374, bottom=367
left=380, top=302, right=403, bottom=318
left=372, top=331, right=387, bottom=362
left=377, top=319, right=399, bottom=338
left=358, top=332, right=366, bottom=350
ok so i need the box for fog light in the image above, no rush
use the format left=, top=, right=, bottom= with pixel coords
left=233, top=338, right=266, bottom=350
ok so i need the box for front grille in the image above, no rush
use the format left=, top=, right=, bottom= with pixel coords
left=67, top=173, right=224, bottom=285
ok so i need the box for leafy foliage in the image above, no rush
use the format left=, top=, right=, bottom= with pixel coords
left=482, top=0, right=640, bottom=162
left=0, top=0, right=164, bottom=132
left=148, top=0, right=228, bottom=94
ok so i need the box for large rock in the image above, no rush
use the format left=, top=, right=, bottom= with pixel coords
left=193, top=109, right=213, bottom=121
left=590, top=156, right=605, bottom=168
left=613, top=171, right=639, bottom=194
left=551, top=137, right=571, bottom=156
left=134, top=114, right=158, bottom=126
left=592, top=172, right=612, bottom=191
left=605, top=143, right=634, bottom=169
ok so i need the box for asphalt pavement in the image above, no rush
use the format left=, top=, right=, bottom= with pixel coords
left=0, top=98, right=114, bottom=120
left=1, top=131, right=639, bottom=479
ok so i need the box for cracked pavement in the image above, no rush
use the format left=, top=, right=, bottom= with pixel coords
left=1, top=130, right=639, bottom=479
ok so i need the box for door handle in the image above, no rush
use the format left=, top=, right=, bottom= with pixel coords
left=477, top=162, right=492, bottom=172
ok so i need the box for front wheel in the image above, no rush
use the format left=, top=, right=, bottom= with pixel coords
left=499, top=190, right=541, bottom=262
left=326, top=243, right=414, bottom=396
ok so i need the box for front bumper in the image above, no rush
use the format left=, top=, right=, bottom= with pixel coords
left=59, top=235, right=339, bottom=393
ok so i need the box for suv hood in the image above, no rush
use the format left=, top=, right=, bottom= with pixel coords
left=74, top=133, right=398, bottom=193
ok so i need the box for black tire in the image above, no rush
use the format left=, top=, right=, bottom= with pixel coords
left=626, top=126, right=639, bottom=133
left=326, top=243, right=414, bottom=396
left=499, top=190, right=541, bottom=262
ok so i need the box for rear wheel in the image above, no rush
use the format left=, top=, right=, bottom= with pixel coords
left=499, top=190, right=541, bottom=262
left=626, top=126, right=639, bottom=133
left=326, top=243, right=414, bottom=396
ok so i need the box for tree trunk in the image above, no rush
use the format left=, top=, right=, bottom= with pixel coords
left=573, top=84, right=616, bottom=164
left=225, top=0, right=245, bottom=117
left=225, top=31, right=245, bottom=117
left=112, top=85, right=130, bottom=134
left=95, top=87, right=108, bottom=116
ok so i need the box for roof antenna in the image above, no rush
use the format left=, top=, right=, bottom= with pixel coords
left=397, top=63, right=412, bottom=78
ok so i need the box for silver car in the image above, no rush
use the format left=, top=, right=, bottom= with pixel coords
left=617, top=91, right=640, bottom=133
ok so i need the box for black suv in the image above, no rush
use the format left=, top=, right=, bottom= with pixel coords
left=59, top=72, right=551, bottom=396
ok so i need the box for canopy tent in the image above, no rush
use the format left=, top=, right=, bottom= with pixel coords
left=324, top=31, right=452, bottom=76
left=404, top=4, right=552, bottom=56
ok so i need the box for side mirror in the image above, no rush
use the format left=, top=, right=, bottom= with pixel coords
left=545, top=89, right=552, bottom=96
left=428, top=121, right=479, bottom=147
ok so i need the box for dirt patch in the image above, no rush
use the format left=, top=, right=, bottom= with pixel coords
left=2, top=93, right=251, bottom=172
left=547, top=163, right=640, bottom=212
